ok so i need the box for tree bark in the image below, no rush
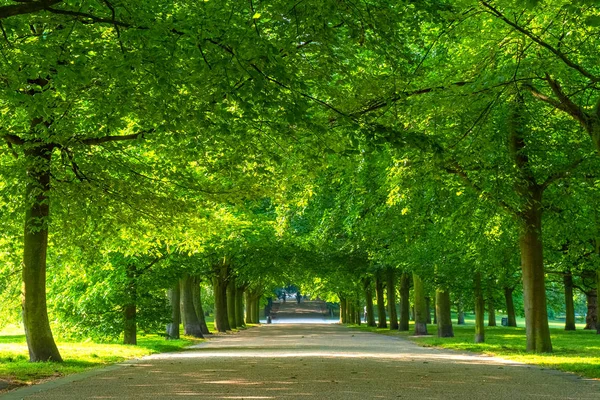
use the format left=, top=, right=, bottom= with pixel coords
left=375, top=271, right=387, bottom=328
left=386, top=268, right=399, bottom=330
left=363, top=279, right=376, bottom=327
left=488, top=293, right=496, bottom=327
left=226, top=277, right=237, bottom=330
left=399, top=272, right=410, bottom=331
left=425, top=296, right=432, bottom=324
left=22, top=144, right=63, bottom=362
left=584, top=289, right=597, bottom=330
left=597, top=269, right=600, bottom=334
left=457, top=301, right=465, bottom=325
left=339, top=296, right=347, bottom=324
left=181, top=275, right=204, bottom=338
left=504, top=287, right=517, bottom=327
left=563, top=271, right=576, bottom=331
left=432, top=295, right=437, bottom=325
left=245, top=292, right=254, bottom=324
left=474, top=272, right=485, bottom=343
left=166, top=283, right=180, bottom=339
left=253, top=293, right=260, bottom=323
left=236, top=286, right=245, bottom=327
left=213, top=269, right=230, bottom=332
left=123, top=262, right=137, bottom=345
left=413, top=273, right=428, bottom=335
left=191, top=277, right=210, bottom=335
left=436, top=288, right=454, bottom=338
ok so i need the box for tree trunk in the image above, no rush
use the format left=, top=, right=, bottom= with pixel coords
left=348, top=300, right=355, bottom=324
left=227, top=277, right=237, bottom=330
left=488, top=293, right=496, bottom=327
left=432, top=295, right=437, bottom=325
left=503, top=287, right=517, bottom=327
left=413, top=273, right=428, bottom=335
left=236, top=286, right=245, bottom=327
left=375, top=271, right=387, bottom=328
left=364, top=279, right=376, bottom=327
left=181, top=275, right=204, bottom=338
left=253, top=294, right=260, bottom=323
left=123, top=262, right=137, bottom=345
left=245, top=292, right=254, bottom=324
left=425, top=296, right=432, bottom=324
left=563, top=271, right=576, bottom=331
left=597, top=269, right=600, bottom=334
left=457, top=301, right=465, bottom=325
left=436, top=288, right=454, bottom=338
left=191, top=277, right=210, bottom=335
left=166, top=283, right=181, bottom=339
left=22, top=144, right=63, bottom=362
left=386, top=268, right=399, bottom=330
left=584, top=289, right=597, bottom=330
left=213, top=272, right=229, bottom=332
left=474, top=272, right=485, bottom=343
left=339, top=296, right=347, bottom=324
left=399, top=272, right=410, bottom=331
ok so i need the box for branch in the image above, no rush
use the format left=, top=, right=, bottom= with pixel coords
left=45, top=7, right=131, bottom=27
left=2, top=134, right=24, bottom=145
left=480, top=1, right=598, bottom=82
left=79, top=129, right=152, bottom=145
left=0, top=0, right=61, bottom=20
left=541, top=157, right=586, bottom=189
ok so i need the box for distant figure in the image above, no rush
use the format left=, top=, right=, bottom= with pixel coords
left=282, top=291, right=286, bottom=303
left=296, top=292, right=301, bottom=304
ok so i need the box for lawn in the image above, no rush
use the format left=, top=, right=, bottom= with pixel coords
left=351, top=315, right=600, bottom=379
left=0, top=324, right=204, bottom=391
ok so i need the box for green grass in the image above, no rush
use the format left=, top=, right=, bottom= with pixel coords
left=0, top=325, right=202, bottom=390
left=351, top=316, right=600, bottom=380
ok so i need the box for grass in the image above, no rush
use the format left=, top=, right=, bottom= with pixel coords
left=351, top=315, right=600, bottom=380
left=0, top=324, right=202, bottom=390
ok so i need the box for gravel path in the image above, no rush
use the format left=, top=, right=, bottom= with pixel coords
left=4, top=319, right=600, bottom=399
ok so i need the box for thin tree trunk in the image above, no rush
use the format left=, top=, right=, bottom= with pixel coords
left=123, top=262, right=137, bottom=345
left=399, top=272, right=410, bottom=331
left=364, top=279, right=376, bottom=327
left=474, top=272, right=485, bottom=343
left=563, top=271, right=576, bottom=331
left=413, top=273, right=428, bottom=335
left=584, top=289, right=597, bottom=330
left=236, top=286, right=245, bottom=327
left=166, top=283, right=180, bottom=339
left=504, top=287, right=517, bottom=327
left=339, top=296, right=347, bottom=324
left=227, top=277, right=237, bottom=330
left=191, top=277, right=210, bottom=335
left=432, top=295, right=437, bottom=324
left=354, top=297, right=361, bottom=326
left=22, top=144, right=62, bottom=362
left=181, top=275, right=204, bottom=338
left=436, top=288, right=454, bottom=338
left=457, top=301, right=465, bottom=325
left=488, top=290, right=496, bottom=327
left=425, top=296, right=432, bottom=324
left=245, top=292, right=254, bottom=324
left=253, top=293, right=260, bottom=323
left=375, top=271, right=387, bottom=328
left=348, top=300, right=355, bottom=324
left=386, top=268, right=399, bottom=330
left=597, top=269, right=600, bottom=334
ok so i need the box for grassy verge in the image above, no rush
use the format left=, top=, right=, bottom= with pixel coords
left=0, top=325, right=201, bottom=391
left=350, top=318, right=600, bottom=380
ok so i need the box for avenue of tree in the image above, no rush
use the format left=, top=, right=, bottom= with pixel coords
left=0, top=0, right=599, bottom=362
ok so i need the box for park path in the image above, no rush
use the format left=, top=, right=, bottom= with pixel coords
left=4, top=304, right=600, bottom=399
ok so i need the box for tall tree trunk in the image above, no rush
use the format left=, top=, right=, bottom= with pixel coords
left=597, top=269, right=600, bottom=334
left=236, top=286, right=245, bottom=327
left=213, top=271, right=229, bottom=332
left=181, top=275, right=204, bottom=338
left=425, top=296, right=432, bottom=324
left=436, top=288, right=454, bottom=338
left=563, top=271, right=576, bottom=331
left=488, top=292, right=496, bottom=327
left=474, top=272, right=485, bottom=343
left=22, top=144, right=62, bottom=362
left=399, top=272, right=410, bottom=331
left=253, top=293, right=260, bottom=323
left=339, top=296, right=347, bottom=324
left=348, top=300, right=355, bottom=324
left=457, top=301, right=465, bottom=325
left=363, top=279, right=376, bottom=327
left=166, top=283, right=181, bottom=339
left=191, top=277, right=210, bottom=335
left=245, top=292, right=254, bottom=324
left=432, top=295, right=437, bottom=324
left=354, top=297, right=361, bottom=326
left=123, top=262, right=137, bottom=345
left=504, top=287, right=517, bottom=327
left=375, top=271, right=387, bottom=328
left=386, top=268, right=398, bottom=330
left=413, top=273, right=428, bottom=335
left=584, top=289, right=597, bottom=330
left=227, top=277, right=237, bottom=330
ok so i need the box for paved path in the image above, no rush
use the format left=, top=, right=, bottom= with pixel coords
left=5, top=323, right=600, bottom=399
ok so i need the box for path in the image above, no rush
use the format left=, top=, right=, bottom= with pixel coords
left=269, top=299, right=336, bottom=323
